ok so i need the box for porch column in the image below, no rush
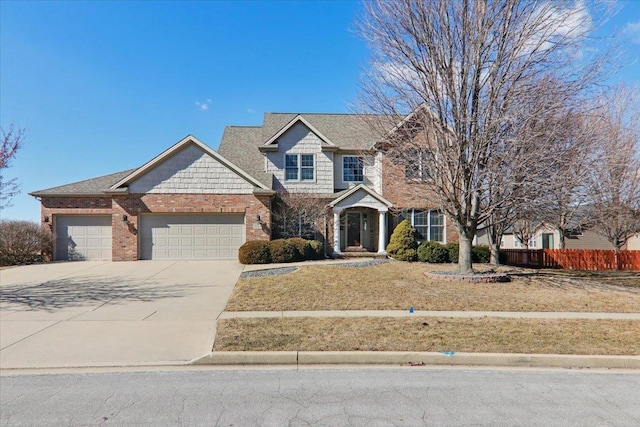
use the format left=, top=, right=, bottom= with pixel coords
left=333, top=208, right=342, bottom=255
left=378, top=210, right=387, bottom=254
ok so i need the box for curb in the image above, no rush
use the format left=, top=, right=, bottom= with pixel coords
left=191, top=351, right=640, bottom=370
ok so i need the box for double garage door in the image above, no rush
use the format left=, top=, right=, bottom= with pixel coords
left=54, top=214, right=245, bottom=261
left=139, top=214, right=245, bottom=260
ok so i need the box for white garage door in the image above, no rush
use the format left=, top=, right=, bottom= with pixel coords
left=55, top=215, right=112, bottom=261
left=139, top=214, right=245, bottom=260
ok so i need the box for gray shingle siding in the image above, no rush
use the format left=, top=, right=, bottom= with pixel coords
left=129, top=144, right=254, bottom=194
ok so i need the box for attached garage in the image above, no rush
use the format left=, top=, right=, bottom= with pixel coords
left=139, top=214, right=245, bottom=260
left=54, top=215, right=113, bottom=261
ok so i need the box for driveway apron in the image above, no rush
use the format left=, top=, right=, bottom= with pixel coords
left=0, top=261, right=243, bottom=369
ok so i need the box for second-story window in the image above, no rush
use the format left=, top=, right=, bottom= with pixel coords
left=343, top=156, right=363, bottom=182
left=285, top=154, right=314, bottom=181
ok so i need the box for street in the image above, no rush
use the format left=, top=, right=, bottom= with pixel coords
left=1, top=367, right=638, bottom=426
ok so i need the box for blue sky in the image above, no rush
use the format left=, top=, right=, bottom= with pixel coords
left=1, top=0, right=639, bottom=222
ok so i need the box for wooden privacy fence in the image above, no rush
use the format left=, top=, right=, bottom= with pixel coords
left=500, top=249, right=640, bottom=271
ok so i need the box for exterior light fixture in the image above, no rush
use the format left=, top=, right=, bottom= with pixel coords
left=43, top=216, right=50, bottom=223
left=122, top=214, right=128, bottom=222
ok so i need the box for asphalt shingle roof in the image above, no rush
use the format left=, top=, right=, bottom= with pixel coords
left=30, top=169, right=136, bottom=197
left=218, top=113, right=393, bottom=188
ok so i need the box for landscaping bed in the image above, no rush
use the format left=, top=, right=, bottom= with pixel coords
left=214, top=317, right=640, bottom=355
left=225, top=263, right=640, bottom=313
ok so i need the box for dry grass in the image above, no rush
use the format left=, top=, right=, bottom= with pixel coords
left=214, top=317, right=640, bottom=355
left=226, top=262, right=640, bottom=313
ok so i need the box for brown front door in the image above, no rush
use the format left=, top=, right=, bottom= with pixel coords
left=347, top=212, right=361, bottom=247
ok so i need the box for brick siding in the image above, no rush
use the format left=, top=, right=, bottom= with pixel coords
left=41, top=193, right=271, bottom=261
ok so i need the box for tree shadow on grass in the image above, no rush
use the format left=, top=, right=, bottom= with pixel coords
left=508, top=269, right=640, bottom=295
left=0, top=276, right=208, bottom=312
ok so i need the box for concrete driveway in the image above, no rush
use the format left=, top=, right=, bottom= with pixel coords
left=0, top=261, right=244, bottom=369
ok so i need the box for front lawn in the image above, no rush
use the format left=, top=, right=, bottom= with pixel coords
left=225, top=262, right=640, bottom=313
left=214, top=317, right=640, bottom=355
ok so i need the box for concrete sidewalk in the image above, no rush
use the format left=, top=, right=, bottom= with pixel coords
left=1, top=261, right=243, bottom=369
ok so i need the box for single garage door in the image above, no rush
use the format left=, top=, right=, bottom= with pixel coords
left=139, top=214, right=245, bottom=260
left=55, top=215, right=112, bottom=261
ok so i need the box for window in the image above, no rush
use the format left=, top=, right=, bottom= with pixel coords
left=398, top=209, right=445, bottom=243
left=405, top=149, right=431, bottom=181
left=301, top=154, right=314, bottom=180
left=285, top=154, right=314, bottom=181
left=429, top=211, right=444, bottom=242
left=413, top=211, right=428, bottom=241
left=343, top=156, right=363, bottom=182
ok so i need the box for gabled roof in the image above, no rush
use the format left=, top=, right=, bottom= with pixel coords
left=263, top=115, right=337, bottom=148
left=329, top=184, right=393, bottom=209
left=110, top=135, right=270, bottom=191
left=30, top=169, right=137, bottom=197
left=218, top=113, right=394, bottom=189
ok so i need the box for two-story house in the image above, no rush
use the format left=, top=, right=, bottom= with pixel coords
left=31, top=112, right=458, bottom=261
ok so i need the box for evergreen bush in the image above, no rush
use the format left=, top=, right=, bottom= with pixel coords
left=385, top=219, right=418, bottom=261
left=238, top=240, right=271, bottom=264
left=471, top=245, right=491, bottom=263
left=269, top=239, right=298, bottom=263
left=417, top=240, right=449, bottom=263
left=444, top=243, right=459, bottom=264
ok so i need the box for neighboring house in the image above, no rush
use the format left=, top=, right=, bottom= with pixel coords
left=476, top=223, right=617, bottom=250
left=625, top=233, right=640, bottom=250
left=31, top=112, right=458, bottom=261
left=475, top=224, right=561, bottom=250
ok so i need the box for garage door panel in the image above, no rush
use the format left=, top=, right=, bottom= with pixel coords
left=55, top=215, right=112, bottom=261
left=140, top=214, right=245, bottom=260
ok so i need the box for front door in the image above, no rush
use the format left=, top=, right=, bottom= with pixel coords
left=542, top=233, right=554, bottom=249
left=346, top=212, right=361, bottom=247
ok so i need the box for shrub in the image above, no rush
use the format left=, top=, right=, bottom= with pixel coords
left=288, top=237, right=312, bottom=261
left=444, top=243, right=459, bottom=264
left=238, top=240, right=271, bottom=264
left=0, top=220, right=53, bottom=266
left=386, top=219, right=418, bottom=261
left=309, top=240, right=325, bottom=260
left=471, top=245, right=491, bottom=263
left=417, top=240, right=449, bottom=263
left=269, top=239, right=297, bottom=263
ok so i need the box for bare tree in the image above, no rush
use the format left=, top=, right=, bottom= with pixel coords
left=271, top=190, right=329, bottom=241
left=1, top=125, right=26, bottom=209
left=357, top=0, right=607, bottom=272
left=586, top=86, right=640, bottom=250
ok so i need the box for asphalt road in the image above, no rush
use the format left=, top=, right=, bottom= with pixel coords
left=1, top=367, right=638, bottom=426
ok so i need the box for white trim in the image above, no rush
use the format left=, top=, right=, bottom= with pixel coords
left=264, top=115, right=337, bottom=147
left=328, top=184, right=393, bottom=209
left=110, top=135, right=270, bottom=190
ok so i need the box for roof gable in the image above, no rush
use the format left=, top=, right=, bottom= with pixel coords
left=263, top=115, right=336, bottom=148
left=329, top=184, right=393, bottom=211
left=110, top=135, right=269, bottom=191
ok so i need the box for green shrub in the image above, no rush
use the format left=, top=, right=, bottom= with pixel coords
left=269, top=239, right=297, bottom=263
left=417, top=240, right=449, bottom=263
left=471, top=245, right=491, bottom=263
left=444, top=243, right=459, bottom=264
left=0, top=220, right=53, bottom=266
left=309, top=240, right=325, bottom=260
left=386, top=219, right=418, bottom=261
left=288, top=237, right=312, bottom=261
left=238, top=240, right=271, bottom=264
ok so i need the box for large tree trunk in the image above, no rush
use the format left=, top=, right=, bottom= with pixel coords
left=487, top=230, right=501, bottom=265
left=489, top=244, right=500, bottom=265
left=458, top=234, right=473, bottom=274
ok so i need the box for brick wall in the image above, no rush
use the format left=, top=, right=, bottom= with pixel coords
left=40, top=193, right=271, bottom=261
left=381, top=157, right=459, bottom=244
